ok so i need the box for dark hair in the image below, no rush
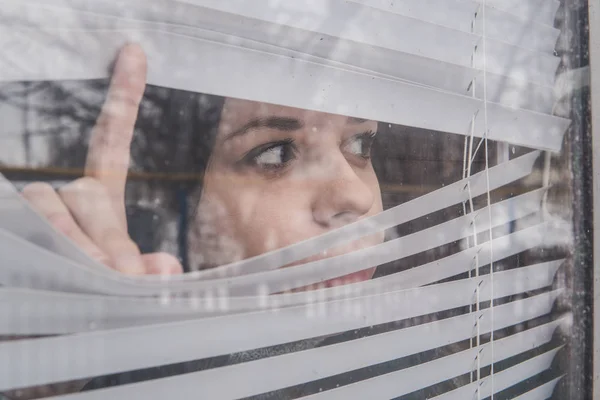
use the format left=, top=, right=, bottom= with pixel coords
left=126, top=85, right=226, bottom=268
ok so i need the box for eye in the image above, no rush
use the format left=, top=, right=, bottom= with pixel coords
left=343, top=131, right=377, bottom=160
left=243, top=139, right=298, bottom=171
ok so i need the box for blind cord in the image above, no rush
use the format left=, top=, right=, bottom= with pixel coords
left=481, top=0, right=497, bottom=397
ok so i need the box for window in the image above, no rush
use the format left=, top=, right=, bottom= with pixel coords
left=0, top=0, right=594, bottom=399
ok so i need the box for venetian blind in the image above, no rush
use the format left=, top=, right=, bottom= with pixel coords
left=0, top=0, right=572, bottom=399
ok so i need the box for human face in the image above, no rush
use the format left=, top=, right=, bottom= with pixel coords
left=188, top=98, right=384, bottom=287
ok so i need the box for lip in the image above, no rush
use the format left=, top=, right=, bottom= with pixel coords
left=322, top=268, right=376, bottom=288
left=282, top=238, right=381, bottom=292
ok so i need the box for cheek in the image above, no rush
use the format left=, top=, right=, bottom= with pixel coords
left=196, top=171, right=318, bottom=261
left=237, top=186, right=315, bottom=258
left=188, top=195, right=246, bottom=268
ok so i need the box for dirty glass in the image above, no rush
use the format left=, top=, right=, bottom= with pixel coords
left=0, top=0, right=593, bottom=399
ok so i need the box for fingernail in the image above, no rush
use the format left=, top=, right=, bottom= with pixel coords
left=117, top=44, right=146, bottom=73
left=115, top=254, right=145, bottom=275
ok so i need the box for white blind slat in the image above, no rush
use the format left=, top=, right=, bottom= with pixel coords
left=513, top=377, right=563, bottom=400
left=298, top=344, right=562, bottom=400
left=1, top=291, right=561, bottom=392
left=0, top=212, right=569, bottom=297
left=39, top=322, right=562, bottom=400
left=5, top=0, right=561, bottom=89
left=0, top=214, right=565, bottom=333
left=480, top=348, right=563, bottom=398
left=1, top=1, right=476, bottom=92
left=0, top=27, right=569, bottom=151
left=0, top=212, right=569, bottom=296
left=0, top=276, right=561, bottom=391
left=15, top=0, right=561, bottom=49
left=0, top=259, right=563, bottom=335
left=172, top=0, right=560, bottom=80
left=5, top=1, right=560, bottom=113
left=431, top=355, right=562, bottom=400
left=231, top=188, right=548, bottom=295
left=353, top=0, right=560, bottom=53
left=484, top=0, right=560, bottom=24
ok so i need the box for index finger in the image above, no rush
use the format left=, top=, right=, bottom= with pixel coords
left=85, top=43, right=148, bottom=223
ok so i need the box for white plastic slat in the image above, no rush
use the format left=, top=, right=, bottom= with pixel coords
left=0, top=27, right=570, bottom=150
left=0, top=231, right=564, bottom=334
left=0, top=214, right=568, bottom=298
left=431, top=359, right=562, bottom=400
left=0, top=152, right=541, bottom=289
left=2, top=2, right=557, bottom=114
left=353, top=0, right=560, bottom=53
left=476, top=101, right=567, bottom=152
left=0, top=277, right=561, bottom=391
left=474, top=39, right=559, bottom=87
left=13, top=0, right=560, bottom=87
left=42, top=321, right=563, bottom=400
left=296, top=343, right=562, bottom=400
left=0, top=206, right=569, bottom=297
left=0, top=1, right=476, bottom=93
left=232, top=188, right=548, bottom=295
left=12, top=0, right=561, bottom=51
left=0, top=257, right=563, bottom=335
left=479, top=348, right=563, bottom=398
left=383, top=223, right=565, bottom=299
left=5, top=1, right=561, bottom=114
left=484, top=0, right=561, bottom=25
left=513, top=377, right=563, bottom=400
left=172, top=0, right=560, bottom=85
left=471, top=6, right=560, bottom=53
left=481, top=72, right=555, bottom=113
left=0, top=261, right=562, bottom=336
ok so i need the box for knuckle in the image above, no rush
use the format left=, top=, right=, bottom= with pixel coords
left=91, top=251, right=111, bottom=266
left=110, top=88, right=142, bottom=110
left=59, top=177, right=105, bottom=198
left=21, top=182, right=55, bottom=199
left=102, top=228, right=139, bottom=254
left=93, top=116, right=135, bottom=150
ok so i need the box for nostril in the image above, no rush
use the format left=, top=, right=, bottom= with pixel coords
left=332, top=211, right=357, bottom=225
left=311, top=155, right=376, bottom=227
left=318, top=211, right=358, bottom=229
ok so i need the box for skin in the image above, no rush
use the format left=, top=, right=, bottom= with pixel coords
left=22, top=44, right=384, bottom=285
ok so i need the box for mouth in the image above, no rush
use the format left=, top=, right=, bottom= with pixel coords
left=285, top=267, right=376, bottom=293
left=283, top=238, right=380, bottom=292
left=321, top=268, right=376, bottom=288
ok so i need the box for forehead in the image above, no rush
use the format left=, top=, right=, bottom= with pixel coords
left=219, top=97, right=374, bottom=134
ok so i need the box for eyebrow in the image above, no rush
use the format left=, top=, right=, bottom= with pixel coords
left=224, top=117, right=304, bottom=141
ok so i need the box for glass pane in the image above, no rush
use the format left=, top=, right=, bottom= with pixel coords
left=0, top=0, right=593, bottom=399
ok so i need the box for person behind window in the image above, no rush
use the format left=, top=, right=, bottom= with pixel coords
left=12, top=44, right=460, bottom=400
left=21, top=43, right=384, bottom=287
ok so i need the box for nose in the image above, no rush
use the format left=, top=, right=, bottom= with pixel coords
left=311, top=153, right=375, bottom=229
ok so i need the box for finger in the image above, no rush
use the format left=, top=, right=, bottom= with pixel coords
left=85, top=43, right=148, bottom=225
left=21, top=182, right=110, bottom=266
left=142, top=253, right=184, bottom=275
left=58, top=177, right=145, bottom=275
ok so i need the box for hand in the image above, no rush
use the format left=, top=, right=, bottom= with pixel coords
left=21, top=44, right=183, bottom=275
